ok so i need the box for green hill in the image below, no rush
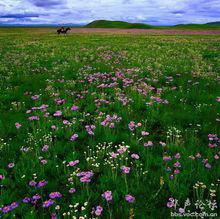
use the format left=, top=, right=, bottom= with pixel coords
left=85, top=20, right=153, bottom=29
left=174, top=23, right=220, bottom=29
left=206, top=21, right=220, bottom=26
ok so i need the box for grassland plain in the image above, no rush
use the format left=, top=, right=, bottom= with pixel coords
left=0, top=28, right=220, bottom=219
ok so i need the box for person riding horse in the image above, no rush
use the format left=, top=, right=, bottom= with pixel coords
left=57, top=27, right=71, bottom=35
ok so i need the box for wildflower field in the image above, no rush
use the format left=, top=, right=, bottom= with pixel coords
left=0, top=28, right=219, bottom=218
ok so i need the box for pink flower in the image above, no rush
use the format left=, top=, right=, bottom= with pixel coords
left=15, top=122, right=22, bottom=129
left=94, top=206, right=103, bottom=216
left=8, top=163, right=15, bottom=168
left=53, top=111, right=62, bottom=117
left=68, top=160, right=79, bottom=167
left=121, top=166, right=130, bottom=174
left=51, top=125, right=57, bottom=130
left=144, top=141, right=153, bottom=147
left=63, top=120, right=71, bottom=125
left=173, top=161, right=181, bottom=168
left=167, top=198, right=175, bottom=208
left=214, top=154, right=219, bottom=160
left=102, top=191, right=112, bottom=201
left=110, top=152, right=118, bottom=158
left=31, top=95, right=40, bottom=100
left=71, top=105, right=79, bottom=111
left=41, top=159, right=47, bottom=165
left=128, top=121, right=136, bottom=131
left=174, top=169, right=180, bottom=174
left=131, top=153, right=139, bottom=160
left=179, top=208, right=185, bottom=214
left=141, top=131, right=149, bottom=136
left=117, top=146, right=127, bottom=154
left=159, top=141, right=166, bottom=147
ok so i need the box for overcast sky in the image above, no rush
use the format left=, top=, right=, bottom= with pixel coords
left=0, top=0, right=219, bottom=25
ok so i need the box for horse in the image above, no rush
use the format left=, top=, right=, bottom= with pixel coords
left=57, top=27, right=71, bottom=35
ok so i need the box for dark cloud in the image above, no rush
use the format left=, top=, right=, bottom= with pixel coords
left=29, top=0, right=65, bottom=8
left=172, top=10, right=186, bottom=15
left=0, top=13, right=42, bottom=19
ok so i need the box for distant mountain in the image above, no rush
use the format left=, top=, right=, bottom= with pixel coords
left=206, top=21, right=220, bottom=25
left=85, top=20, right=153, bottom=29
left=0, top=23, right=83, bottom=27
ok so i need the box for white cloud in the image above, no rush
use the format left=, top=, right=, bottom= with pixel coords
left=0, top=0, right=219, bottom=25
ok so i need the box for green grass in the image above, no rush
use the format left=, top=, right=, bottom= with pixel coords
left=0, top=28, right=219, bottom=218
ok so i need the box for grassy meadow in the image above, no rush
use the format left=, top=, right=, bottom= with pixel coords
left=0, top=28, right=220, bottom=218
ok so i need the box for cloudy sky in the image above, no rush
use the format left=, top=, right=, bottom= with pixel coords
left=0, top=0, right=219, bottom=25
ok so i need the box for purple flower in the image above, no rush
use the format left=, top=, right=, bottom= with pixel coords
left=205, top=163, right=212, bottom=169
left=29, top=180, right=37, bottom=187
left=37, top=180, right=48, bottom=188
left=85, top=125, right=96, bottom=135
left=32, top=194, right=41, bottom=200
left=173, top=161, right=181, bottom=168
left=102, top=191, right=112, bottom=201
left=1, top=206, right=11, bottom=214
left=43, top=199, right=55, bottom=208
left=28, top=116, right=39, bottom=121
left=163, top=156, right=172, bottom=161
left=69, top=188, right=76, bottom=194
left=10, top=202, right=19, bottom=210
left=175, top=153, right=181, bottom=159
left=125, top=194, right=135, bottom=203
left=70, top=134, right=78, bottom=141
left=42, top=145, right=49, bottom=152
left=51, top=213, right=57, bottom=219
left=49, top=192, right=62, bottom=199
left=1, top=202, right=19, bottom=214
left=23, top=197, right=31, bottom=203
